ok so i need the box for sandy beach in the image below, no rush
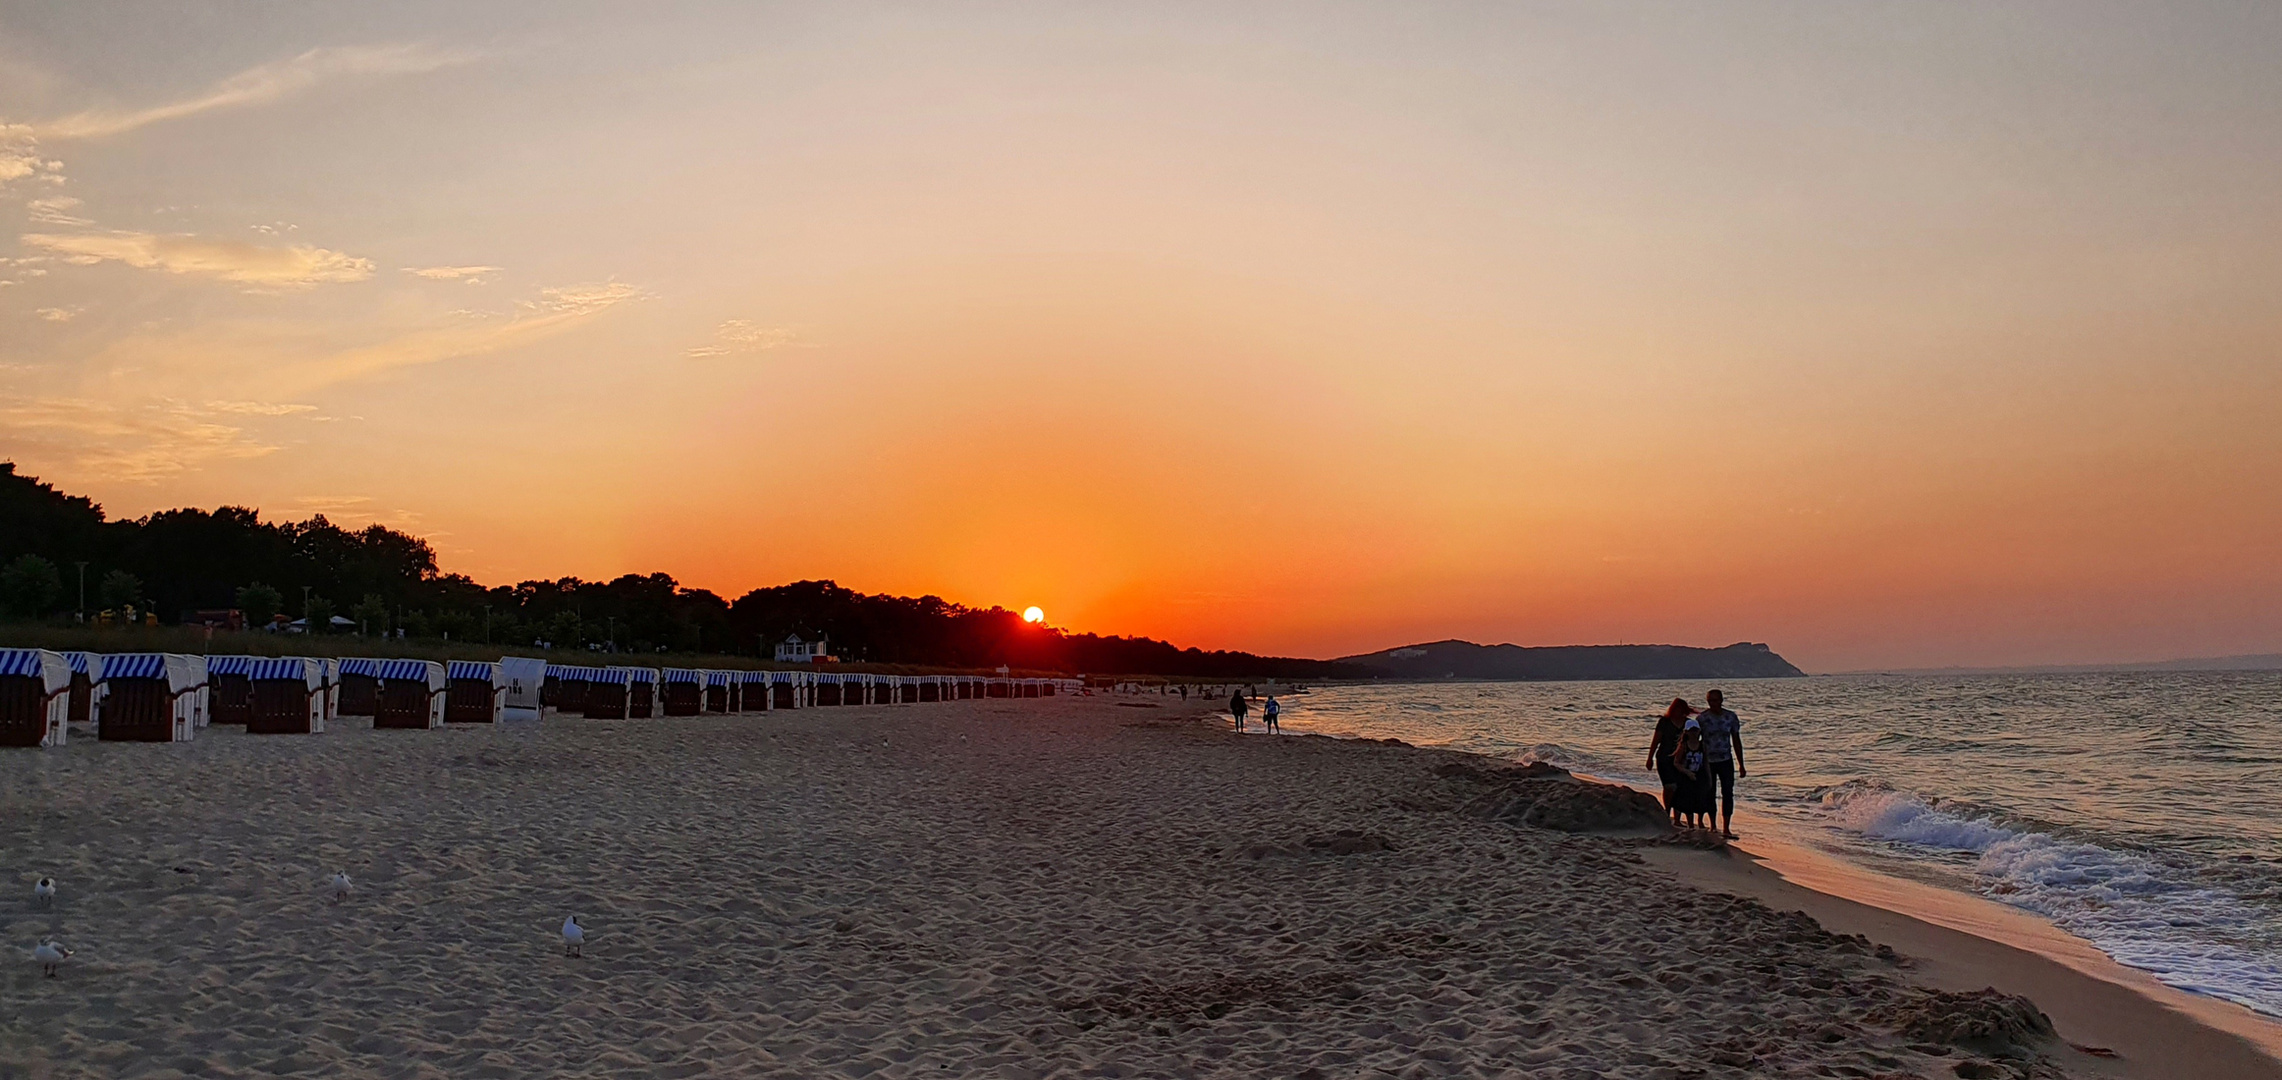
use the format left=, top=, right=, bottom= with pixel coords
left=4, top=695, right=2273, bottom=1078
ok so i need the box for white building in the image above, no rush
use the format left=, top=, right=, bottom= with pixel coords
left=773, top=634, right=835, bottom=664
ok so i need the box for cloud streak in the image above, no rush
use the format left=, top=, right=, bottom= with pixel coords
left=687, top=318, right=800, bottom=357
left=35, top=44, right=479, bottom=140
left=21, top=231, right=374, bottom=286
left=405, top=265, right=500, bottom=283
left=273, top=281, right=653, bottom=392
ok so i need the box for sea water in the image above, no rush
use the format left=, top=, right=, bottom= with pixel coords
left=1270, top=673, right=2282, bottom=1018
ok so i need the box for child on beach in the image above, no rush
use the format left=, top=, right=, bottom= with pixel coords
left=1263, top=696, right=1280, bottom=733
left=1675, top=722, right=1711, bottom=829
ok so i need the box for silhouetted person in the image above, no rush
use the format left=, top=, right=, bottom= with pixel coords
left=1646, top=698, right=1694, bottom=825
left=1230, top=690, right=1248, bottom=732
left=1698, top=688, right=1745, bottom=838
left=1263, top=696, right=1280, bottom=733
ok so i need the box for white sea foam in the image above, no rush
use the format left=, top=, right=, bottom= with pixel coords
left=1820, top=785, right=2282, bottom=1017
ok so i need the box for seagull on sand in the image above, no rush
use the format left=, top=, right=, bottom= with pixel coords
left=329, top=871, right=353, bottom=904
left=33, top=940, right=72, bottom=977
left=33, top=877, right=55, bottom=907
left=562, top=916, right=585, bottom=957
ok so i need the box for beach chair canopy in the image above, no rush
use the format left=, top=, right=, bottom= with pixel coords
left=0, top=649, right=70, bottom=694
left=705, top=670, right=734, bottom=687
left=447, top=660, right=500, bottom=685
left=207, top=655, right=256, bottom=677
left=341, top=658, right=383, bottom=679
left=373, top=659, right=445, bottom=688
left=663, top=668, right=704, bottom=685
left=247, top=657, right=324, bottom=688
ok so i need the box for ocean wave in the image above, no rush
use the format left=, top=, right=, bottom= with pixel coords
left=1817, top=783, right=2282, bottom=1017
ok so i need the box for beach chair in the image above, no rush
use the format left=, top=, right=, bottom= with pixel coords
left=661, top=669, right=705, bottom=716
left=445, top=660, right=505, bottom=723
left=94, top=653, right=198, bottom=742
left=372, top=660, right=447, bottom=729
left=246, top=657, right=327, bottom=734
left=0, top=649, right=72, bottom=748
left=338, top=658, right=381, bottom=716
left=497, top=656, right=546, bottom=722
left=207, top=655, right=254, bottom=724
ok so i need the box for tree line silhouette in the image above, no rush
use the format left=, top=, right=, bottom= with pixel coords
left=0, top=463, right=1348, bottom=677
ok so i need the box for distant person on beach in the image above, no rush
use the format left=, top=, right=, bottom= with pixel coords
left=1697, top=688, right=1745, bottom=838
left=1263, top=696, right=1280, bottom=733
left=1646, top=698, right=1694, bottom=825
left=1230, top=690, right=1248, bottom=732
left=1180, top=684, right=1188, bottom=702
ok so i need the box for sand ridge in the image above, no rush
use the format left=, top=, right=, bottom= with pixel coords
left=6, top=697, right=2063, bottom=1078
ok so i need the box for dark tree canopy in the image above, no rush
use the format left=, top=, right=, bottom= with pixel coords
left=0, top=463, right=1345, bottom=677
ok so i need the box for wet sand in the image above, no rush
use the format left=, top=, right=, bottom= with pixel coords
left=4, top=695, right=2265, bottom=1077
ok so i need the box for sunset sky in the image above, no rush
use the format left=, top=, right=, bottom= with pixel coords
left=4, top=3, right=2279, bottom=671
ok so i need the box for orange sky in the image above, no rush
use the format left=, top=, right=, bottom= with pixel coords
left=4, top=4, right=2280, bottom=671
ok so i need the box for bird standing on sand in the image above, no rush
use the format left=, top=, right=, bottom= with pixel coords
left=330, top=871, right=353, bottom=904
left=34, top=877, right=55, bottom=907
left=33, top=940, right=72, bottom=977
left=562, top=916, right=584, bottom=957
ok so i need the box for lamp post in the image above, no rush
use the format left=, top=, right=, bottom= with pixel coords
left=482, top=604, right=492, bottom=645
left=74, top=562, right=87, bottom=623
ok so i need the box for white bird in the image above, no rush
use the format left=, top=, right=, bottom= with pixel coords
left=561, top=915, right=585, bottom=958
left=32, top=940, right=72, bottom=977
left=329, top=871, right=353, bottom=904
left=33, top=877, right=55, bottom=907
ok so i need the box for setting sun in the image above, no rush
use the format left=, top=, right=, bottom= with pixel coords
left=1023, top=607, right=1045, bottom=624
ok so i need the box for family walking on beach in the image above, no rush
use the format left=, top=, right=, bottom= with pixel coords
left=1647, top=689, right=1745, bottom=837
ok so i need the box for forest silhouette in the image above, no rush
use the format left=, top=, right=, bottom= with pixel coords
left=0, top=463, right=1346, bottom=677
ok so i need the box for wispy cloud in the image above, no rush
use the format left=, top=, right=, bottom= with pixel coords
left=35, top=44, right=479, bottom=140
left=25, top=195, right=88, bottom=226
left=35, top=305, right=82, bottom=322
left=274, top=280, right=653, bottom=391
left=21, top=230, right=374, bottom=287
left=0, top=397, right=283, bottom=482
left=687, top=318, right=800, bottom=357
left=0, top=124, right=64, bottom=195
left=404, top=264, right=499, bottom=283
left=203, top=400, right=318, bottom=416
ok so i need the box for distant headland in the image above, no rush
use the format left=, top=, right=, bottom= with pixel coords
left=1336, top=640, right=1806, bottom=682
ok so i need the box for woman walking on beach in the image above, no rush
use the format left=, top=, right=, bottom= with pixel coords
left=1230, top=689, right=1249, bottom=732
left=1646, top=698, right=1694, bottom=825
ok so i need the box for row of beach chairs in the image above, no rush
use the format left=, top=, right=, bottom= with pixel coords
left=0, top=649, right=1078, bottom=748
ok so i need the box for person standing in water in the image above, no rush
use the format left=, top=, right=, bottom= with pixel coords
left=1262, top=696, right=1280, bottom=734
left=1229, top=689, right=1249, bottom=732
left=1696, top=688, right=1745, bottom=838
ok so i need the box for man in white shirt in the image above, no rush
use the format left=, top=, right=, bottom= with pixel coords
left=1696, top=688, right=1746, bottom=838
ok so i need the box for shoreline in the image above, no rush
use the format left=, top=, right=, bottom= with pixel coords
left=1643, top=829, right=2282, bottom=1078
left=1551, top=761, right=2282, bottom=1078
